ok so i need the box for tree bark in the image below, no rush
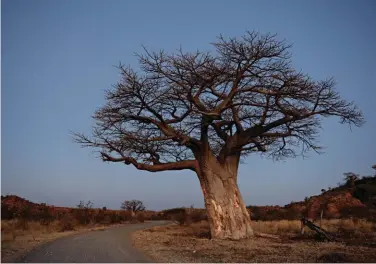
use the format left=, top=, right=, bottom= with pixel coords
left=198, top=155, right=253, bottom=240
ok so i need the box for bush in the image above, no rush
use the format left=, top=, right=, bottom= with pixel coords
left=55, top=211, right=66, bottom=220
left=136, top=212, right=145, bottom=223
left=73, top=208, right=93, bottom=225
left=284, top=208, right=302, bottom=220
left=74, top=200, right=94, bottom=225
left=340, top=206, right=370, bottom=219
left=142, top=211, right=153, bottom=221
left=190, top=210, right=208, bottom=223
left=162, top=207, right=188, bottom=224
left=172, top=211, right=189, bottom=225
left=15, top=218, right=29, bottom=230
left=58, top=214, right=76, bottom=232
left=151, top=213, right=164, bottom=220
left=120, top=211, right=133, bottom=222
left=264, top=209, right=283, bottom=221
left=109, top=212, right=121, bottom=224
left=354, top=184, right=376, bottom=203
left=95, top=209, right=106, bottom=224
left=248, top=206, right=262, bottom=220
left=39, top=204, right=54, bottom=225
left=18, top=205, right=32, bottom=220
left=1, top=204, right=16, bottom=220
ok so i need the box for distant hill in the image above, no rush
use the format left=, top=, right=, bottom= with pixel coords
left=3, top=172, right=375, bottom=221
left=0, top=195, right=156, bottom=220
left=247, top=175, right=376, bottom=221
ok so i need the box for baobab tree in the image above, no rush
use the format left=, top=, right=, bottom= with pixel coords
left=73, top=31, right=364, bottom=240
left=121, top=200, right=145, bottom=217
left=343, top=172, right=359, bottom=187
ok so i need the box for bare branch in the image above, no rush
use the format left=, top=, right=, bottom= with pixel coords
left=101, top=152, right=197, bottom=172
left=74, top=31, right=364, bottom=168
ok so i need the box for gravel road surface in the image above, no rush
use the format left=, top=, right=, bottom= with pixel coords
left=16, top=221, right=171, bottom=263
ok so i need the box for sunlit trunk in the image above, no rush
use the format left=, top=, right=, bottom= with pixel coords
left=198, top=154, right=253, bottom=240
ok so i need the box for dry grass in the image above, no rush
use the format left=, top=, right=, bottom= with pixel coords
left=252, top=218, right=375, bottom=235
left=1, top=219, right=127, bottom=263
left=132, top=219, right=376, bottom=263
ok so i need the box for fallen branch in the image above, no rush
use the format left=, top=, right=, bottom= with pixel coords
left=300, top=217, right=333, bottom=242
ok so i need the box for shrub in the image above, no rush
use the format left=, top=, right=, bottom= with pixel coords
left=136, top=212, right=145, bottom=223
left=58, top=214, right=76, bottom=232
left=95, top=209, right=106, bottom=224
left=264, top=209, right=283, bottom=221
left=151, top=213, right=164, bottom=221
left=101, top=214, right=111, bottom=224
left=74, top=200, right=94, bottom=225
left=172, top=211, right=189, bottom=225
left=15, top=218, right=29, bottom=230
left=190, top=210, right=207, bottom=223
left=109, top=212, right=121, bottom=224
left=1, top=204, right=16, bottom=220
left=17, top=205, right=31, bottom=220
left=339, top=206, right=370, bottom=219
left=163, top=207, right=188, bottom=224
left=354, top=184, right=376, bottom=203
left=120, top=211, right=133, bottom=222
left=39, top=204, right=54, bottom=225
left=247, top=206, right=262, bottom=220
left=284, top=207, right=301, bottom=220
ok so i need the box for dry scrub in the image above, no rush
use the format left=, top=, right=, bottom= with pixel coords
left=253, top=219, right=374, bottom=235
left=132, top=219, right=376, bottom=263
left=1, top=219, right=127, bottom=262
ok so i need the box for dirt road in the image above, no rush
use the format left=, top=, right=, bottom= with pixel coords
left=16, top=221, right=171, bottom=263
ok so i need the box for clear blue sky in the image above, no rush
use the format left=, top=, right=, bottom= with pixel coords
left=2, top=0, right=375, bottom=210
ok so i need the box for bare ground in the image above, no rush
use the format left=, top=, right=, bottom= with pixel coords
left=131, top=221, right=376, bottom=263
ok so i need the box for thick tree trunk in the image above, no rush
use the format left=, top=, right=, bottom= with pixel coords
left=198, top=155, right=253, bottom=240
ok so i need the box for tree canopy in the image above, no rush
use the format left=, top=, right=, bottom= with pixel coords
left=121, top=200, right=145, bottom=212
left=74, top=31, right=364, bottom=173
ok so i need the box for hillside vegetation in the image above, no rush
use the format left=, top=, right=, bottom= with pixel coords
left=2, top=169, right=376, bottom=225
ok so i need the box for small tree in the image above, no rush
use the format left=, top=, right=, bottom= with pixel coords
left=77, top=200, right=93, bottom=209
left=343, top=172, right=359, bottom=187
left=73, top=31, right=364, bottom=240
left=120, top=200, right=145, bottom=218
left=39, top=203, right=53, bottom=225
left=76, top=200, right=94, bottom=225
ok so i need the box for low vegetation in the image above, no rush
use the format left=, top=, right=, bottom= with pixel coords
left=132, top=219, right=376, bottom=263
left=2, top=166, right=376, bottom=262
left=131, top=166, right=376, bottom=262
left=0, top=198, right=150, bottom=262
